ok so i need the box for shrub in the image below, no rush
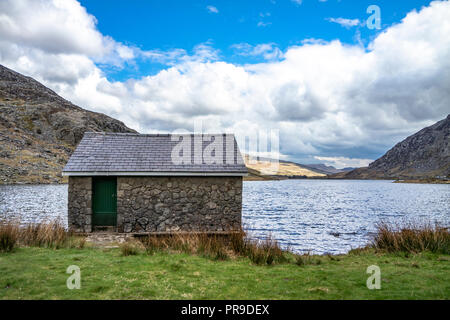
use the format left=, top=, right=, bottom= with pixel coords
left=0, top=220, right=20, bottom=252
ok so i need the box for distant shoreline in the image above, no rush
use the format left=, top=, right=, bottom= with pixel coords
left=1, top=177, right=449, bottom=185
left=393, top=179, right=450, bottom=184
left=244, top=176, right=450, bottom=184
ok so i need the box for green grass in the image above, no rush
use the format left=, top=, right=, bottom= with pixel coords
left=0, top=247, right=448, bottom=299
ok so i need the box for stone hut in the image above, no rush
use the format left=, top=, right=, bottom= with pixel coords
left=62, top=132, right=248, bottom=233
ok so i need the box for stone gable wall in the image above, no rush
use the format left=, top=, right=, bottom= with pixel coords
left=68, top=176, right=92, bottom=232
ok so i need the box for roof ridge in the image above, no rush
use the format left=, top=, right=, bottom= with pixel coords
left=85, top=132, right=235, bottom=137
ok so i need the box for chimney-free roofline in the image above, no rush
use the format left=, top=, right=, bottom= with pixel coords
left=62, top=171, right=248, bottom=177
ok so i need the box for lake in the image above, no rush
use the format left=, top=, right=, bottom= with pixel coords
left=0, top=180, right=448, bottom=254
left=243, top=180, right=449, bottom=254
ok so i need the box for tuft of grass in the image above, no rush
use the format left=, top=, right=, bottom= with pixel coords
left=142, top=234, right=197, bottom=255
left=140, top=231, right=288, bottom=265
left=246, top=236, right=288, bottom=265
left=229, top=230, right=249, bottom=255
left=348, top=247, right=372, bottom=256
left=196, top=234, right=229, bottom=260
left=20, top=220, right=70, bottom=249
left=371, top=222, right=449, bottom=254
left=0, top=220, right=20, bottom=252
left=120, top=240, right=144, bottom=256
left=295, top=252, right=322, bottom=266
left=0, top=219, right=85, bottom=251
left=68, top=236, right=87, bottom=249
left=141, top=233, right=230, bottom=260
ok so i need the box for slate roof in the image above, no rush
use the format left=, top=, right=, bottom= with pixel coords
left=62, top=132, right=248, bottom=176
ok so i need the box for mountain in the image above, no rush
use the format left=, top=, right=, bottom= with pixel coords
left=3, top=64, right=447, bottom=184
left=304, top=163, right=355, bottom=175
left=0, top=64, right=137, bottom=184
left=244, top=155, right=326, bottom=180
left=332, top=115, right=450, bottom=180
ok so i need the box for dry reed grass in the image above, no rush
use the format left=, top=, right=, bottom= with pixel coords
left=139, top=229, right=289, bottom=265
left=0, top=219, right=20, bottom=252
left=371, top=222, right=449, bottom=254
left=0, top=219, right=85, bottom=251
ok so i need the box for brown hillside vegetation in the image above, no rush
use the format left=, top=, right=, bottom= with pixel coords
left=0, top=64, right=136, bottom=184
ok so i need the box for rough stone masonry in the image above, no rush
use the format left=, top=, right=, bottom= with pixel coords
left=68, top=176, right=93, bottom=232
left=68, top=176, right=242, bottom=233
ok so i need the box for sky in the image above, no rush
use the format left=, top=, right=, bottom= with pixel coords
left=0, top=0, right=449, bottom=168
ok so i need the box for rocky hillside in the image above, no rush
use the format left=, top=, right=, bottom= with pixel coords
left=0, top=64, right=137, bottom=184
left=332, top=115, right=450, bottom=179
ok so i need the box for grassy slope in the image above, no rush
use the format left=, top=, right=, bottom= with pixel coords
left=0, top=247, right=448, bottom=299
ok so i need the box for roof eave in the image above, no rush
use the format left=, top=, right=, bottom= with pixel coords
left=62, top=171, right=248, bottom=177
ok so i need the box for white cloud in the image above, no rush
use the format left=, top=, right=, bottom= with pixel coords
left=326, top=17, right=361, bottom=28
left=231, top=43, right=283, bottom=60
left=0, top=0, right=449, bottom=165
left=314, top=156, right=373, bottom=169
left=257, top=12, right=272, bottom=27
left=206, top=5, right=219, bottom=14
left=0, top=0, right=138, bottom=67
left=257, top=21, right=272, bottom=27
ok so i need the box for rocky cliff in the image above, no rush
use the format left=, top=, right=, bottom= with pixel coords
left=333, top=115, right=450, bottom=179
left=0, top=64, right=137, bottom=184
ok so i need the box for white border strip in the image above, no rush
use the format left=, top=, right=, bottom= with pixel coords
left=62, top=171, right=248, bottom=177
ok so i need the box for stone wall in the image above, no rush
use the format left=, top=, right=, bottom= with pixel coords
left=117, top=176, right=242, bottom=232
left=67, top=176, right=243, bottom=233
left=68, top=176, right=92, bottom=232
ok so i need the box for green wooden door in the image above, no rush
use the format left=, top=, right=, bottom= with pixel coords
left=92, top=177, right=117, bottom=227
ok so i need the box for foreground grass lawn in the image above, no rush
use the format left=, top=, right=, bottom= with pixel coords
left=0, top=247, right=448, bottom=299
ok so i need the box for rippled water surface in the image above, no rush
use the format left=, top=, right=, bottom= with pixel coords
left=1, top=180, right=448, bottom=254
left=243, top=180, right=449, bottom=254
left=0, top=184, right=68, bottom=225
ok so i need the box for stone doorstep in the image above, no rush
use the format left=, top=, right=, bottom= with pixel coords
left=82, top=230, right=242, bottom=248
left=85, top=233, right=131, bottom=248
